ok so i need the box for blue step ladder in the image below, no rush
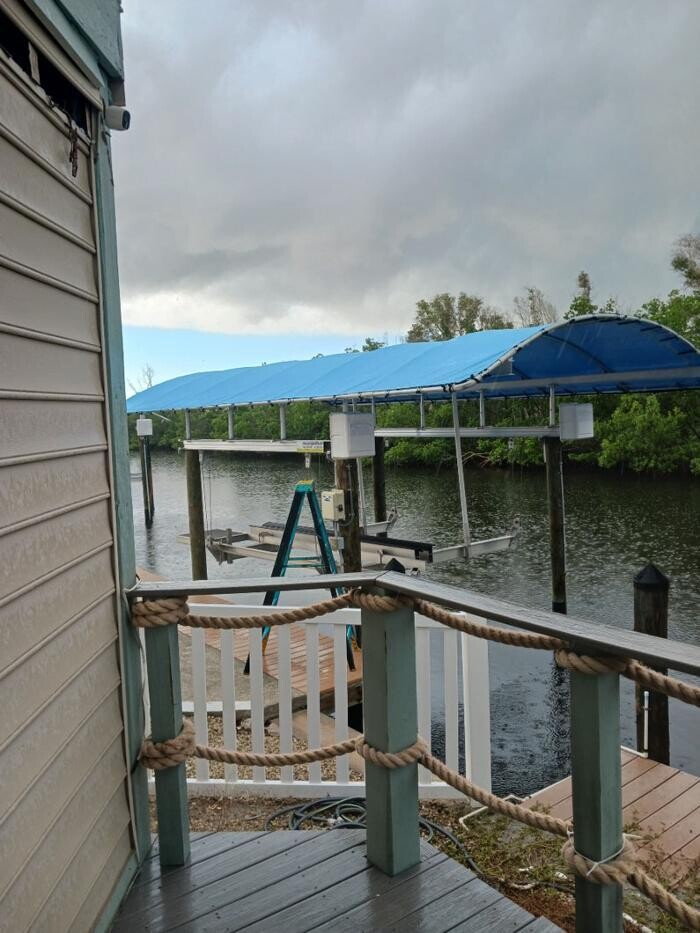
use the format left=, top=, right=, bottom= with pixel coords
left=244, top=480, right=357, bottom=673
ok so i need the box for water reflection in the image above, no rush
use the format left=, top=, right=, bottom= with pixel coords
left=132, top=450, right=699, bottom=794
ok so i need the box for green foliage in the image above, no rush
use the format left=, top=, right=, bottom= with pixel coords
left=362, top=337, right=386, bottom=351
left=596, top=396, right=690, bottom=475
left=671, top=233, right=700, bottom=293
left=406, top=292, right=512, bottom=342
left=640, top=290, right=700, bottom=347
left=565, top=269, right=618, bottom=319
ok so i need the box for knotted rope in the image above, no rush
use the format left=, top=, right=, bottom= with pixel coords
left=140, top=717, right=196, bottom=770
left=140, top=722, right=700, bottom=928
left=555, top=649, right=700, bottom=707
left=131, top=589, right=700, bottom=706
left=561, top=837, right=700, bottom=930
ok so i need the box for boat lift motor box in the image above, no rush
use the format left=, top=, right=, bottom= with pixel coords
left=321, top=488, right=346, bottom=522
left=136, top=416, right=153, bottom=437
left=329, top=412, right=375, bottom=459
left=558, top=403, right=594, bottom=440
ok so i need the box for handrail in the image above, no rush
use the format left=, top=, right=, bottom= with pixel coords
left=129, top=570, right=700, bottom=676
left=129, top=571, right=381, bottom=599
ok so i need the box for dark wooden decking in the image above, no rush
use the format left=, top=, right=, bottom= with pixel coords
left=113, top=831, right=561, bottom=932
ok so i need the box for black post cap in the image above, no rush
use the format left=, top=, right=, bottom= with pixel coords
left=634, top=564, right=670, bottom=591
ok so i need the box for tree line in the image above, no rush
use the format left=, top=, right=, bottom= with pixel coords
left=130, top=235, right=700, bottom=477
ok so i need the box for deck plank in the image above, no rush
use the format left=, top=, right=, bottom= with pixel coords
left=524, top=751, right=700, bottom=885
left=114, top=831, right=559, bottom=932
left=624, top=771, right=698, bottom=824
left=125, top=831, right=358, bottom=930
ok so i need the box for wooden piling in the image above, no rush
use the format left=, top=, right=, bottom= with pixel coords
left=544, top=436, right=567, bottom=613
left=373, top=436, right=387, bottom=530
left=334, top=458, right=362, bottom=572
left=144, top=435, right=154, bottom=523
left=138, top=435, right=153, bottom=527
left=185, top=449, right=208, bottom=580
left=634, top=565, right=670, bottom=764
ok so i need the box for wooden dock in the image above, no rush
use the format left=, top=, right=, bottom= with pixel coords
left=113, top=830, right=562, bottom=932
left=200, top=624, right=363, bottom=713
left=137, top=569, right=363, bottom=711
left=525, top=748, right=700, bottom=884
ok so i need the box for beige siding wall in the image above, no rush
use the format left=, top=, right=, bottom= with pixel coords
left=0, top=24, right=133, bottom=932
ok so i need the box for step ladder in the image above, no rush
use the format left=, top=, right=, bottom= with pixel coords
left=244, top=480, right=357, bottom=673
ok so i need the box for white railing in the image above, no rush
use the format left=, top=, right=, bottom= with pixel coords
left=144, top=603, right=491, bottom=799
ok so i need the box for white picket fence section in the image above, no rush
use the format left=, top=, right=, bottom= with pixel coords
left=144, top=602, right=491, bottom=799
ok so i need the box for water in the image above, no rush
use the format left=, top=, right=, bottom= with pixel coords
left=132, top=450, right=699, bottom=795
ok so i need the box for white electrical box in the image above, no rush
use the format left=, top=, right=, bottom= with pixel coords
left=136, top=417, right=153, bottom=437
left=321, top=488, right=345, bottom=522
left=329, top=412, right=375, bottom=459
left=559, top=403, right=594, bottom=440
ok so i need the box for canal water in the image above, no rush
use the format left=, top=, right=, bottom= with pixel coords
left=132, top=450, right=699, bottom=795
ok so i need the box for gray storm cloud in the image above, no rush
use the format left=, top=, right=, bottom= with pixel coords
left=114, top=0, right=700, bottom=335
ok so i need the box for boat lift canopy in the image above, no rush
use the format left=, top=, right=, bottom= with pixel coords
left=126, top=315, right=700, bottom=413
left=127, top=314, right=700, bottom=575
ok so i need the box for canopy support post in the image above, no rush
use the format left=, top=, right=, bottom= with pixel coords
left=451, top=392, right=471, bottom=550
left=279, top=403, right=287, bottom=440
left=544, top=435, right=566, bottom=613
left=227, top=405, right=235, bottom=440
left=334, top=458, right=362, bottom=572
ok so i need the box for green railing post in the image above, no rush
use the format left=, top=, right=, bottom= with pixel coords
left=144, top=625, right=190, bottom=866
left=361, top=591, right=421, bottom=876
left=569, top=665, right=623, bottom=933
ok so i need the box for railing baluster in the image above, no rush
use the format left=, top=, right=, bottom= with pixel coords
left=305, top=624, right=322, bottom=784
left=362, top=590, right=420, bottom=875
left=333, top=623, right=350, bottom=784
left=444, top=629, right=459, bottom=773
left=416, top=624, right=431, bottom=786
left=190, top=626, right=209, bottom=782
left=569, top=665, right=624, bottom=933
left=249, top=629, right=265, bottom=783
left=461, top=633, right=492, bottom=790
left=277, top=625, right=294, bottom=785
left=220, top=629, right=237, bottom=783
left=144, top=625, right=190, bottom=866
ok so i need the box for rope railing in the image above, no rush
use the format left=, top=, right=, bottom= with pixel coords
left=131, top=589, right=700, bottom=706
left=133, top=586, right=700, bottom=929
left=139, top=718, right=700, bottom=929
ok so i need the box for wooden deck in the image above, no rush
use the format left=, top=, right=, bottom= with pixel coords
left=524, top=748, right=700, bottom=883
left=113, top=830, right=561, bottom=932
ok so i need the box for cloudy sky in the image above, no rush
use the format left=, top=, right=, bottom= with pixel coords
left=116, top=1, right=700, bottom=386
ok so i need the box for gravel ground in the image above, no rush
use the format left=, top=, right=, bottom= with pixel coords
left=185, top=713, right=363, bottom=783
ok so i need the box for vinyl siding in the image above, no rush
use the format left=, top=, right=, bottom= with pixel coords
left=0, top=11, right=133, bottom=930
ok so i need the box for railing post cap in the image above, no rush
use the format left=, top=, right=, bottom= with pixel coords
left=634, top=564, right=669, bottom=591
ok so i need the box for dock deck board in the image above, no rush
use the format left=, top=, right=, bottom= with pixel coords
left=113, top=831, right=562, bottom=932
left=138, top=569, right=363, bottom=710
left=524, top=749, right=700, bottom=883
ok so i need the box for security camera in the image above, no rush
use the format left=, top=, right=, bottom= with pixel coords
left=105, top=105, right=131, bottom=131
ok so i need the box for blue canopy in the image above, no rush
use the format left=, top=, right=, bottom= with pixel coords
left=127, top=315, right=700, bottom=413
